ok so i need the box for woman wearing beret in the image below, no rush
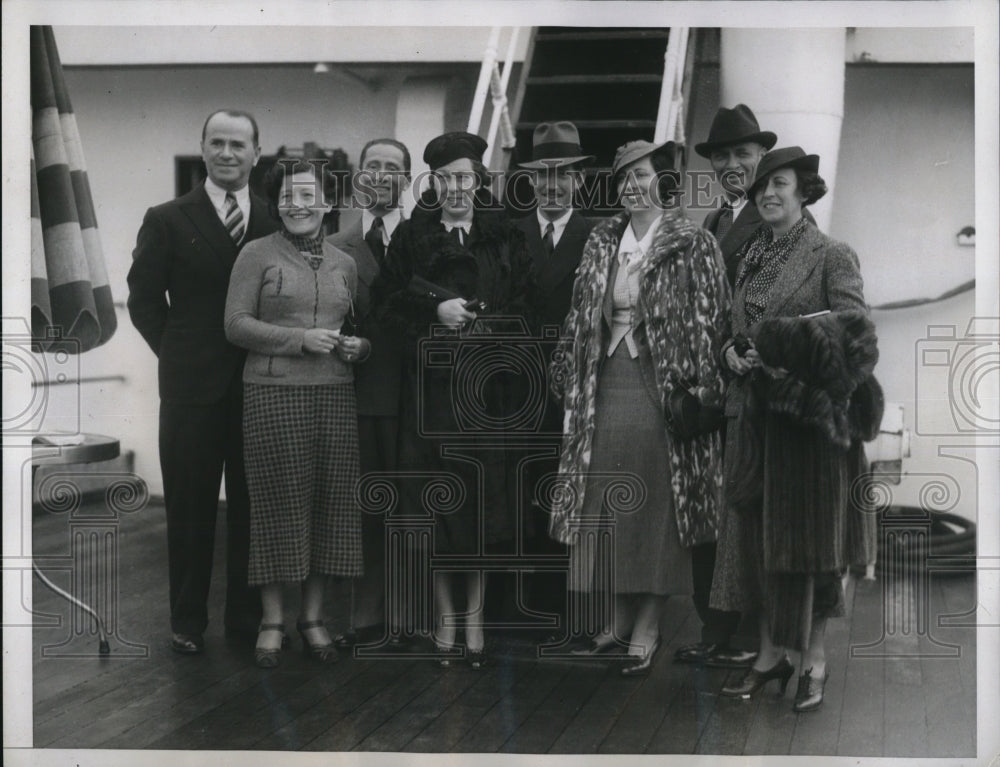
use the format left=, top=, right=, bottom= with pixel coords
left=225, top=159, right=369, bottom=667
left=549, top=140, right=730, bottom=676
left=711, top=147, right=880, bottom=711
left=376, top=131, right=534, bottom=668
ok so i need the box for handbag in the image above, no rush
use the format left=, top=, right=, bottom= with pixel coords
left=664, top=384, right=725, bottom=440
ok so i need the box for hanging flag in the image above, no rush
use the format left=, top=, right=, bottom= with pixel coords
left=31, top=25, right=116, bottom=353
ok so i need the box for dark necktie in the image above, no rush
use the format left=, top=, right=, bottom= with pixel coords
left=449, top=225, right=465, bottom=246
left=365, top=216, right=386, bottom=264
left=715, top=205, right=734, bottom=242
left=224, top=192, right=245, bottom=244
left=542, top=221, right=555, bottom=256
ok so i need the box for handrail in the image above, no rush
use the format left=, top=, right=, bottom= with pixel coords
left=654, top=27, right=690, bottom=145
left=467, top=27, right=521, bottom=171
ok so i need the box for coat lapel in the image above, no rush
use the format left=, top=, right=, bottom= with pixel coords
left=179, top=184, right=239, bottom=275
left=336, top=219, right=380, bottom=288
left=719, top=203, right=763, bottom=259
left=542, top=211, right=589, bottom=290
left=763, top=222, right=823, bottom=319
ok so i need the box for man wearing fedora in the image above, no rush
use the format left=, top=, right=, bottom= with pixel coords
left=696, top=104, right=778, bottom=289
left=513, top=121, right=595, bottom=634
left=672, top=104, right=778, bottom=669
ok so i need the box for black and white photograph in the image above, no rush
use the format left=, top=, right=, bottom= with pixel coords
left=3, top=2, right=998, bottom=766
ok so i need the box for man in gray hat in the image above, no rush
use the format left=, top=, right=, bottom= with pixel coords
left=514, top=121, right=595, bottom=632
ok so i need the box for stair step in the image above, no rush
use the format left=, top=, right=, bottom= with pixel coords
left=535, top=30, right=669, bottom=42
left=518, top=119, right=656, bottom=130
left=526, top=74, right=662, bottom=86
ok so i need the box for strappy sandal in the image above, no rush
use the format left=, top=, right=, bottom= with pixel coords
left=296, top=619, right=339, bottom=664
left=254, top=623, right=286, bottom=668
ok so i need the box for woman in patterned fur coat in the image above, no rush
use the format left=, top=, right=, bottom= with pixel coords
left=549, top=140, right=730, bottom=676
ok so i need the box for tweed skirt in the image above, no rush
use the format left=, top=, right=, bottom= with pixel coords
left=243, top=382, right=362, bottom=585
left=568, top=343, right=692, bottom=596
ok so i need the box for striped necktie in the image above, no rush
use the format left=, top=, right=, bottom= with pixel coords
left=715, top=205, right=734, bottom=242
left=224, top=192, right=245, bottom=244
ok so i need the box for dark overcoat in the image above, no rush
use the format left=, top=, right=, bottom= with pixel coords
left=376, top=190, right=533, bottom=552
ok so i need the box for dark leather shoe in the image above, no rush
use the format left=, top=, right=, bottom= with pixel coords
left=170, top=633, right=204, bottom=655
left=333, top=630, right=358, bottom=650
left=721, top=656, right=794, bottom=699
left=705, top=646, right=757, bottom=669
left=467, top=648, right=488, bottom=670
left=674, top=641, right=716, bottom=664
left=620, top=637, right=661, bottom=677
left=569, top=636, right=626, bottom=656
left=793, top=667, right=829, bottom=712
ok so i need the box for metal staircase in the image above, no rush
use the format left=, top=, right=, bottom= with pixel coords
left=506, top=27, right=694, bottom=216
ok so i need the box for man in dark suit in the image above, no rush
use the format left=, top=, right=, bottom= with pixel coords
left=672, top=104, right=777, bottom=669
left=326, top=138, right=411, bottom=650
left=512, top=122, right=594, bottom=634
left=696, top=104, right=778, bottom=289
left=127, top=109, right=277, bottom=654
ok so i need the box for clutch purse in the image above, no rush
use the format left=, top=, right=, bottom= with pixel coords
left=665, top=385, right=725, bottom=441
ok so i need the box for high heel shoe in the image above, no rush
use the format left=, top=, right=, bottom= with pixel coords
left=793, top=667, right=829, bottom=712
left=254, top=623, right=286, bottom=669
left=620, top=637, right=661, bottom=677
left=720, top=656, right=794, bottom=699
left=296, top=619, right=338, bottom=664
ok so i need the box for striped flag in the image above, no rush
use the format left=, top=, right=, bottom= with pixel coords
left=31, top=25, right=116, bottom=353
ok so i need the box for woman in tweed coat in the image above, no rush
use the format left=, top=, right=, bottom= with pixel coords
left=225, top=160, right=368, bottom=668
left=712, top=147, right=875, bottom=712
left=550, top=140, right=730, bottom=675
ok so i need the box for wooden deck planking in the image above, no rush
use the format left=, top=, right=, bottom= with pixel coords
left=451, top=659, right=570, bottom=752
left=496, top=661, right=611, bottom=753
left=836, top=576, right=886, bottom=756
left=402, top=663, right=532, bottom=752
left=646, top=676, right=718, bottom=754
left=303, top=659, right=441, bottom=751
left=29, top=499, right=979, bottom=756
left=249, top=660, right=399, bottom=751
left=357, top=661, right=489, bottom=751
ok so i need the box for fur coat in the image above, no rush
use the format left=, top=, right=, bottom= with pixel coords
left=549, top=207, right=731, bottom=547
left=728, top=310, right=882, bottom=574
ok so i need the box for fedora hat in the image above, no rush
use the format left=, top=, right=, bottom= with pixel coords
left=694, top=104, right=777, bottom=158
left=747, top=146, right=822, bottom=202
left=517, top=121, right=594, bottom=169
left=611, top=139, right=675, bottom=177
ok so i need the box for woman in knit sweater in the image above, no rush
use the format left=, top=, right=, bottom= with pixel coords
left=225, top=159, right=369, bottom=668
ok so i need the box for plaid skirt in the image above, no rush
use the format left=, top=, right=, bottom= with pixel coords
left=244, top=382, right=362, bottom=585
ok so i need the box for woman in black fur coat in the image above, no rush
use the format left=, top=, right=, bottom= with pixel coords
left=711, top=147, right=881, bottom=712
left=375, top=132, right=533, bottom=668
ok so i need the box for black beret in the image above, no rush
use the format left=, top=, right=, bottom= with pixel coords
left=423, top=131, right=488, bottom=170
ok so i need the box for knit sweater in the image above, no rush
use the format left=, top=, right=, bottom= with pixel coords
left=225, top=231, right=358, bottom=385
